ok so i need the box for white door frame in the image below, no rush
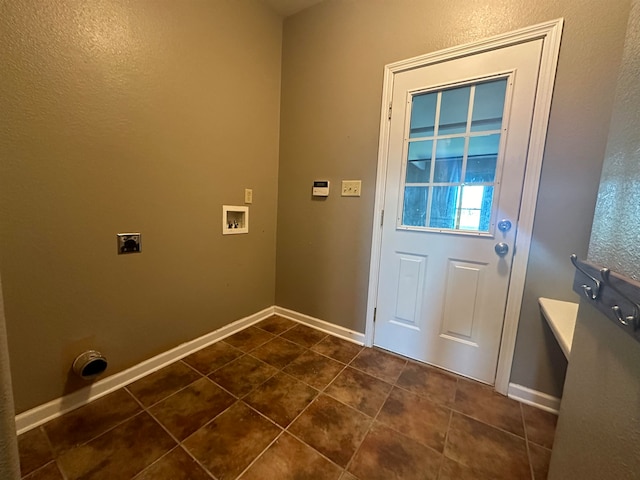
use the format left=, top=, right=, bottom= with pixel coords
left=365, top=19, right=564, bottom=395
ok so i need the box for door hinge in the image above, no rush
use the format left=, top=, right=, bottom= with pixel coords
left=388, top=102, right=393, bottom=120
left=380, top=209, right=384, bottom=227
left=373, top=308, right=377, bottom=323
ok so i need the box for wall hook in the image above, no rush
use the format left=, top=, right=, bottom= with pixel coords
left=570, top=254, right=601, bottom=300
left=600, top=268, right=640, bottom=329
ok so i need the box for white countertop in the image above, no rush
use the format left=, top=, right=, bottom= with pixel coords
left=538, top=297, right=579, bottom=359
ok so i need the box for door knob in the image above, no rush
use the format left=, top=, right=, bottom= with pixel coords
left=494, top=242, right=509, bottom=257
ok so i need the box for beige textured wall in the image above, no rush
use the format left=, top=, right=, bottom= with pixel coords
left=276, top=0, right=630, bottom=397
left=549, top=4, right=640, bottom=475
left=0, top=0, right=282, bottom=412
left=588, top=0, right=640, bottom=280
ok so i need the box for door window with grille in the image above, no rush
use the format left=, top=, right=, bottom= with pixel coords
left=400, top=77, right=509, bottom=233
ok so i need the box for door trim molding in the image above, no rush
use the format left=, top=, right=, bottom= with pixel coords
left=365, top=19, right=564, bottom=395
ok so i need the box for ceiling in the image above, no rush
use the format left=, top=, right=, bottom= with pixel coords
left=261, top=0, right=325, bottom=17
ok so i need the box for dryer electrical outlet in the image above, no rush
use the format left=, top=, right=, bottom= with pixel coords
left=117, top=233, right=141, bottom=254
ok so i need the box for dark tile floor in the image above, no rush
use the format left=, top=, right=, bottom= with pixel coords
left=18, top=315, right=557, bottom=480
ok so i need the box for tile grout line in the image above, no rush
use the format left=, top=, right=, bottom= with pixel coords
left=207, top=366, right=270, bottom=401
left=345, top=348, right=410, bottom=385
left=35, top=425, right=69, bottom=480
left=21, top=460, right=64, bottom=480
left=344, top=357, right=463, bottom=477
left=445, top=390, right=534, bottom=478
left=446, top=385, right=532, bottom=442
left=436, top=406, right=455, bottom=479
left=126, top=360, right=207, bottom=410
left=175, top=373, right=271, bottom=445
left=281, top=379, right=356, bottom=476
left=237, top=337, right=360, bottom=477
left=36, top=318, right=542, bottom=480
left=342, top=358, right=408, bottom=477
left=179, top=357, right=212, bottom=377
left=182, top=331, right=334, bottom=479
left=453, top=409, right=533, bottom=443
left=307, top=344, right=364, bottom=369
left=129, top=447, right=173, bottom=480
left=440, top=374, right=462, bottom=477
left=231, top=429, right=286, bottom=480
left=47, top=389, right=146, bottom=464
left=284, top=429, right=348, bottom=475
left=208, top=330, right=330, bottom=479
left=34, top=395, right=145, bottom=479
left=520, top=402, right=536, bottom=480
left=55, top=455, right=69, bottom=480
left=26, top=320, right=342, bottom=480
left=228, top=384, right=351, bottom=479
left=181, top=341, right=247, bottom=376
left=232, top=353, right=282, bottom=396
left=127, top=384, right=218, bottom=480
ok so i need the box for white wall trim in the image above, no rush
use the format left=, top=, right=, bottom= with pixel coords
left=365, top=18, right=565, bottom=395
left=15, top=306, right=275, bottom=435
left=15, top=305, right=365, bottom=434
left=508, top=383, right=560, bottom=414
left=14, top=302, right=556, bottom=433
left=274, top=306, right=365, bottom=345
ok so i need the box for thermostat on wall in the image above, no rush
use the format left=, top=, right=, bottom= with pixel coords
left=312, top=180, right=330, bottom=197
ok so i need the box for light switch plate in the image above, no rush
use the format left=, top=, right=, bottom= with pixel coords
left=341, top=180, right=362, bottom=197
left=245, top=188, right=253, bottom=204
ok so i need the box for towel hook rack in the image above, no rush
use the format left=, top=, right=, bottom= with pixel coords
left=571, top=254, right=640, bottom=345
left=570, top=254, right=601, bottom=300
left=600, top=268, right=640, bottom=329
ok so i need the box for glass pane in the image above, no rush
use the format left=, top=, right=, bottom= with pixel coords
left=401, top=79, right=503, bottom=233
left=438, top=86, right=470, bottom=135
left=458, top=186, right=486, bottom=231
left=465, top=134, right=500, bottom=183
left=434, top=137, right=464, bottom=183
left=409, top=92, right=437, bottom=138
left=457, top=186, right=494, bottom=232
left=471, top=79, right=507, bottom=132
left=429, top=186, right=459, bottom=229
left=406, top=140, right=433, bottom=183
left=478, top=186, right=494, bottom=231
left=402, top=187, right=429, bottom=226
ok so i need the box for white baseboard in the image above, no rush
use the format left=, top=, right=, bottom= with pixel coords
left=508, top=382, right=560, bottom=414
left=15, top=306, right=366, bottom=434
left=274, top=306, right=365, bottom=345
left=15, top=306, right=555, bottom=434
left=15, top=306, right=275, bottom=435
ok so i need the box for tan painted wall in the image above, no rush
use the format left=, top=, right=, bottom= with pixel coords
left=276, top=0, right=630, bottom=397
left=0, top=0, right=282, bottom=412
left=550, top=3, right=640, bottom=476
left=1, top=0, right=632, bottom=414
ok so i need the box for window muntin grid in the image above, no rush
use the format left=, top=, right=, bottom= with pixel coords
left=400, top=77, right=508, bottom=233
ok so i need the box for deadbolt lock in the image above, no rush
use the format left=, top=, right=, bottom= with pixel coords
left=497, top=219, right=512, bottom=232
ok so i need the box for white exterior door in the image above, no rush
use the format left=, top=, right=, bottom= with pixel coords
left=374, top=39, right=543, bottom=384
